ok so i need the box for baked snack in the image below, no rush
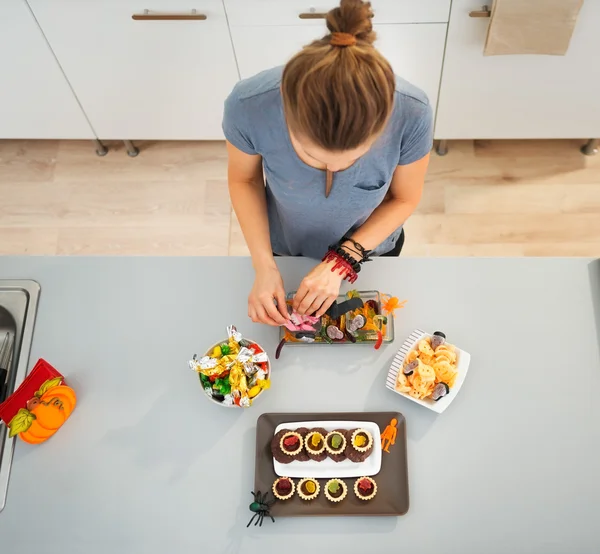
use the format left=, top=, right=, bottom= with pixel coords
left=271, top=429, right=293, bottom=464
left=324, top=479, right=348, bottom=503
left=297, top=478, right=320, bottom=501
left=279, top=431, right=303, bottom=459
left=325, top=429, right=348, bottom=462
left=294, top=427, right=311, bottom=462
left=304, top=429, right=327, bottom=462
left=354, top=477, right=377, bottom=501
left=272, top=477, right=295, bottom=500
left=345, top=428, right=374, bottom=463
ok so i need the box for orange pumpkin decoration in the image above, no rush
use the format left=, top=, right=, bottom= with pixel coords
left=8, top=377, right=77, bottom=444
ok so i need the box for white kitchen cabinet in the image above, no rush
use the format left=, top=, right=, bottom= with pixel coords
left=231, top=23, right=446, bottom=115
left=223, top=0, right=450, bottom=26
left=27, top=1, right=240, bottom=140
left=0, top=0, right=94, bottom=140
left=435, top=0, right=600, bottom=139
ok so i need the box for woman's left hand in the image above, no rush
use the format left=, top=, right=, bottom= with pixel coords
left=293, top=260, right=344, bottom=317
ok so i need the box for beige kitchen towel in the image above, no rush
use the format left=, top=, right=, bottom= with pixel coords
left=484, top=0, right=584, bottom=56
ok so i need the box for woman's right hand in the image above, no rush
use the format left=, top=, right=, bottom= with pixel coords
left=248, top=265, right=290, bottom=326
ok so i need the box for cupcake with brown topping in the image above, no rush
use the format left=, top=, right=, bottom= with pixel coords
left=325, top=429, right=348, bottom=462
left=354, top=477, right=377, bottom=501
left=324, top=479, right=348, bottom=503
left=304, top=429, right=327, bottom=462
left=279, top=431, right=303, bottom=459
left=272, top=477, right=295, bottom=500
left=297, top=478, right=320, bottom=501
left=345, top=428, right=374, bottom=463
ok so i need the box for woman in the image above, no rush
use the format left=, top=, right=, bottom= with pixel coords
left=223, top=0, right=432, bottom=326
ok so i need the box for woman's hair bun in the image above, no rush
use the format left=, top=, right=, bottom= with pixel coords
left=326, top=0, right=376, bottom=45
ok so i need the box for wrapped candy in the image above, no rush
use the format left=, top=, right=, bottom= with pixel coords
left=189, top=325, right=270, bottom=408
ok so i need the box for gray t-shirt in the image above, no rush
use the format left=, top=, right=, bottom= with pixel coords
left=223, top=66, right=433, bottom=259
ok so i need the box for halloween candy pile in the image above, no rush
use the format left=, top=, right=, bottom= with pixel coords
left=189, top=325, right=270, bottom=408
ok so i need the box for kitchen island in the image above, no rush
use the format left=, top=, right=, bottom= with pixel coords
left=0, top=257, right=599, bottom=554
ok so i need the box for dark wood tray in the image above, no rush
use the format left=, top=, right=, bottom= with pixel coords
left=254, top=412, right=409, bottom=517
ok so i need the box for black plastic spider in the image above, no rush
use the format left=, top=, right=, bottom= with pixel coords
left=247, top=490, right=275, bottom=527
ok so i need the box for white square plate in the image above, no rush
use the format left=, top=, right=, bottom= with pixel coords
left=273, top=420, right=382, bottom=478
left=386, top=329, right=471, bottom=414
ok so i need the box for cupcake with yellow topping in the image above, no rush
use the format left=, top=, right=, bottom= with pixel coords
left=272, top=477, right=295, bottom=500
left=354, top=477, right=377, bottom=501
left=324, top=479, right=348, bottom=503
left=297, top=478, right=320, bottom=501
left=304, top=428, right=327, bottom=462
left=345, top=428, right=374, bottom=463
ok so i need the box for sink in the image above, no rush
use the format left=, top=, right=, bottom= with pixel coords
left=0, top=280, right=40, bottom=513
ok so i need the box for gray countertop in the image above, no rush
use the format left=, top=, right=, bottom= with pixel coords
left=0, top=257, right=599, bottom=554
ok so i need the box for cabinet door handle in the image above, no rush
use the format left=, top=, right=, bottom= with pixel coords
left=132, top=9, right=207, bottom=21
left=298, top=12, right=327, bottom=19
left=468, top=5, right=491, bottom=17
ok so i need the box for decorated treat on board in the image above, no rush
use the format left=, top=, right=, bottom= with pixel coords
left=294, top=426, right=311, bottom=462
left=354, top=477, right=378, bottom=501
left=271, top=429, right=294, bottom=464
left=189, top=325, right=270, bottom=407
left=272, top=477, right=295, bottom=501
left=345, top=428, right=374, bottom=463
left=304, top=429, right=328, bottom=462
left=324, top=479, right=348, bottom=503
left=297, top=478, right=320, bottom=501
left=279, top=431, right=304, bottom=459
left=325, top=429, right=348, bottom=462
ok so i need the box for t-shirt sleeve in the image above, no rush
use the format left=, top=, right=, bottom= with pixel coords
left=222, top=85, right=258, bottom=155
left=398, top=99, right=434, bottom=166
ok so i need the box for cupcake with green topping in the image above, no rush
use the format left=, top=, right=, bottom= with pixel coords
left=325, top=429, right=348, bottom=462
left=324, top=479, right=348, bottom=503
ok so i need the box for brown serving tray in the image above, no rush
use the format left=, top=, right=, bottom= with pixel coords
left=254, top=412, right=409, bottom=517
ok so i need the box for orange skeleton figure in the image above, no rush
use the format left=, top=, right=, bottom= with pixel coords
left=381, top=295, right=406, bottom=317
left=381, top=418, right=397, bottom=453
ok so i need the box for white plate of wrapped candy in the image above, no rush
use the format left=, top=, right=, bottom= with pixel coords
left=386, top=329, right=471, bottom=414
left=271, top=420, right=382, bottom=478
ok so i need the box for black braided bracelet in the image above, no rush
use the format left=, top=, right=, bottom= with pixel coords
left=340, top=237, right=372, bottom=264
left=328, top=245, right=361, bottom=273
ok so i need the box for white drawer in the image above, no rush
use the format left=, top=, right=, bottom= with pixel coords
left=28, top=0, right=239, bottom=139
left=223, top=0, right=451, bottom=26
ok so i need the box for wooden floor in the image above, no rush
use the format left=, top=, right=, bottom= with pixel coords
left=1, top=138, right=599, bottom=256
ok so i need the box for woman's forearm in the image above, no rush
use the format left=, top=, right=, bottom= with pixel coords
left=346, top=197, right=417, bottom=253
left=229, top=178, right=276, bottom=269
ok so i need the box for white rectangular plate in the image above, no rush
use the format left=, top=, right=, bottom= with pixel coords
left=273, top=420, right=382, bottom=478
left=386, top=329, right=471, bottom=414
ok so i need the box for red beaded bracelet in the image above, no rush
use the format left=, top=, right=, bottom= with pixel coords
left=322, top=250, right=358, bottom=283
